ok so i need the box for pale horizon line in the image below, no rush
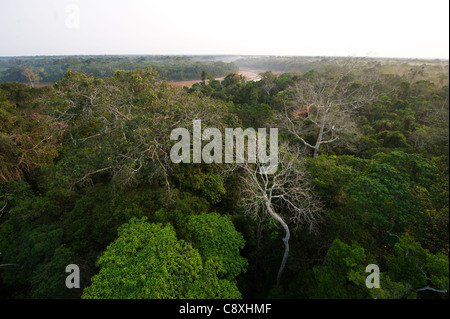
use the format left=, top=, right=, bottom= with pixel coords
left=0, top=53, right=448, bottom=61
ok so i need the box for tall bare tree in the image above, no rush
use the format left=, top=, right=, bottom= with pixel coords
left=21, top=68, right=42, bottom=87
left=238, top=143, right=322, bottom=285
left=280, top=58, right=378, bottom=158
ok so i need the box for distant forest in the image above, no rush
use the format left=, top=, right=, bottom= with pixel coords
left=0, top=55, right=239, bottom=83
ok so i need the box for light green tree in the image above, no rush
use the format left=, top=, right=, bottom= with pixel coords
left=82, top=216, right=245, bottom=299
left=186, top=213, right=247, bottom=279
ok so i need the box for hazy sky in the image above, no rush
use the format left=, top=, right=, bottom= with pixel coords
left=1, top=0, right=448, bottom=59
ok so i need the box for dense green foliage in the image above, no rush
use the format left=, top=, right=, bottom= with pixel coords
left=82, top=216, right=244, bottom=299
left=312, top=235, right=448, bottom=299
left=0, top=57, right=448, bottom=299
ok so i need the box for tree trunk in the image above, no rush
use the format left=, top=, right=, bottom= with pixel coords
left=277, top=228, right=290, bottom=286
left=265, top=200, right=290, bottom=286
left=313, top=108, right=328, bottom=159
left=313, top=146, right=319, bottom=159
left=313, top=131, right=322, bottom=159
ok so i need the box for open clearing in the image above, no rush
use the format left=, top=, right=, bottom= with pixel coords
left=169, top=67, right=284, bottom=87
